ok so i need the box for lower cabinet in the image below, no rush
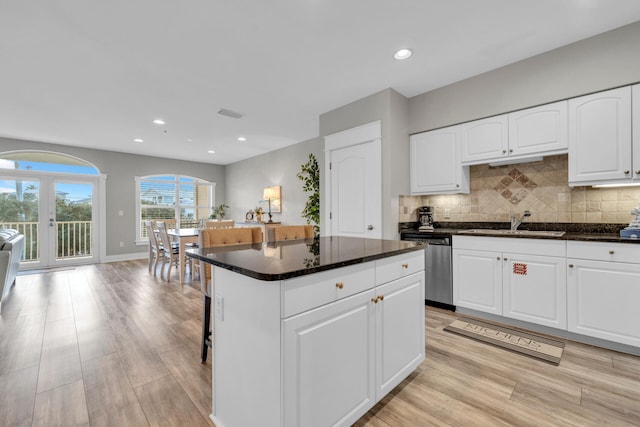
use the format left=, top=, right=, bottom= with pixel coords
left=502, top=253, right=566, bottom=329
left=567, top=249, right=640, bottom=347
left=283, top=289, right=376, bottom=427
left=282, top=266, right=425, bottom=427
left=453, top=248, right=502, bottom=315
left=453, top=236, right=566, bottom=328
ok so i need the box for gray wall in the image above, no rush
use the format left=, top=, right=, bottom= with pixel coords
left=225, top=137, right=323, bottom=227
left=0, top=137, right=225, bottom=258
left=319, top=88, right=409, bottom=239
left=409, top=20, right=640, bottom=133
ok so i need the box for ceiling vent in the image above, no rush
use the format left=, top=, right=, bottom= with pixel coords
left=218, top=108, right=244, bottom=119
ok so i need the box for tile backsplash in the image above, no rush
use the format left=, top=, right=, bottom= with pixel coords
left=399, top=155, right=640, bottom=224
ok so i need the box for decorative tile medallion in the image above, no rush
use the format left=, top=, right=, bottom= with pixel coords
left=493, top=168, right=538, bottom=205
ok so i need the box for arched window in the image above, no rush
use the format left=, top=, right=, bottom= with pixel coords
left=0, top=151, right=100, bottom=174
left=135, top=175, right=215, bottom=242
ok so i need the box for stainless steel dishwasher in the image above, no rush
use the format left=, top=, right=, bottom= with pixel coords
left=400, top=232, right=454, bottom=310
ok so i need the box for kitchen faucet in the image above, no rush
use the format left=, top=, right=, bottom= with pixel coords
left=510, top=210, right=531, bottom=231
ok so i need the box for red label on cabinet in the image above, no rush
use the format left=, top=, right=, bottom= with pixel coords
left=513, top=263, right=527, bottom=275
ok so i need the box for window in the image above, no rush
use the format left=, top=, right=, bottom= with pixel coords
left=0, top=151, right=99, bottom=174
left=135, top=175, right=215, bottom=242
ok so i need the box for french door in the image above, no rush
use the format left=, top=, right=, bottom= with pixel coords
left=0, top=173, right=98, bottom=269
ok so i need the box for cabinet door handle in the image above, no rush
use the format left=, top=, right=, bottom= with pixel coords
left=336, top=282, right=344, bottom=289
left=371, top=297, right=379, bottom=304
left=609, top=250, right=615, bottom=255
left=509, top=149, right=513, bottom=153
left=624, top=170, right=630, bottom=174
left=496, top=257, right=501, bottom=260
left=377, top=295, right=384, bottom=301
left=503, top=257, right=508, bottom=261
left=401, top=263, right=409, bottom=269
left=635, top=170, right=640, bottom=175
left=568, top=264, right=574, bottom=268
left=502, top=150, right=507, bottom=154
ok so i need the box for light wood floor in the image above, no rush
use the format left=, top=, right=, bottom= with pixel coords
left=1, top=260, right=639, bottom=427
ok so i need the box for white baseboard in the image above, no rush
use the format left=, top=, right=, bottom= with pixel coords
left=101, top=252, right=148, bottom=263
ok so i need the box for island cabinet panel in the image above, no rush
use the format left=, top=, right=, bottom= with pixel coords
left=375, top=272, right=425, bottom=399
left=283, top=289, right=377, bottom=427
left=282, top=263, right=374, bottom=317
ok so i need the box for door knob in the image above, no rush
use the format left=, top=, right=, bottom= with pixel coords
left=367, top=225, right=374, bottom=230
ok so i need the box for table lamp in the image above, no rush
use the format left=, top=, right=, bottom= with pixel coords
left=263, top=187, right=277, bottom=223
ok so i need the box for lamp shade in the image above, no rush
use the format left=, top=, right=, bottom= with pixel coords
left=263, top=187, right=277, bottom=200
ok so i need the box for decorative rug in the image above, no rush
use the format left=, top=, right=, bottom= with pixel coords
left=444, top=317, right=565, bottom=365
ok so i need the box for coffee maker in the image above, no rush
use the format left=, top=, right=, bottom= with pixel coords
left=417, top=206, right=434, bottom=231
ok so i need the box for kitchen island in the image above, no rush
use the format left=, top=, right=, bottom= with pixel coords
left=187, top=236, right=425, bottom=427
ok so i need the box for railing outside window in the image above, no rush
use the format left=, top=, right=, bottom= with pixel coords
left=0, top=221, right=92, bottom=261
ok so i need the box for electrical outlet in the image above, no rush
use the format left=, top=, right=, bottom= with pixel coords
left=444, top=208, right=451, bottom=219
left=215, top=294, right=224, bottom=321
left=119, top=241, right=124, bottom=247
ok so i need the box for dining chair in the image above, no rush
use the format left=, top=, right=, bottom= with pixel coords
left=145, top=220, right=163, bottom=276
left=272, top=225, right=314, bottom=241
left=157, top=221, right=180, bottom=282
left=205, top=219, right=235, bottom=228
left=198, top=226, right=263, bottom=362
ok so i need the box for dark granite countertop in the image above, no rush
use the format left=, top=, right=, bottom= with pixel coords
left=399, top=222, right=640, bottom=244
left=186, top=236, right=425, bottom=281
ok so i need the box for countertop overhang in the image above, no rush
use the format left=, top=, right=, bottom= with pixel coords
left=186, top=236, right=425, bottom=281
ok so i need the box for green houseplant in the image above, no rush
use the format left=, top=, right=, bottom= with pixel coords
left=297, top=153, right=319, bottom=236
left=210, top=203, right=229, bottom=219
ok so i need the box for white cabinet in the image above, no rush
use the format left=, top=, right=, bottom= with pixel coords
left=453, top=248, right=502, bottom=315
left=283, top=253, right=425, bottom=427
left=283, top=290, right=376, bottom=427
left=460, top=101, right=568, bottom=166
left=632, top=84, right=640, bottom=181
left=508, top=101, right=568, bottom=159
left=567, top=241, right=640, bottom=347
left=374, top=273, right=425, bottom=398
left=502, top=252, right=566, bottom=329
left=453, top=236, right=566, bottom=328
left=460, top=114, right=509, bottom=165
left=568, top=86, right=633, bottom=186
left=409, top=125, right=469, bottom=194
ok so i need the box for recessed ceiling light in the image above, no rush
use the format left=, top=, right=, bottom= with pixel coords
left=153, top=119, right=165, bottom=125
left=208, top=150, right=216, bottom=154
left=394, top=48, right=413, bottom=60
left=133, top=138, right=144, bottom=143
left=237, top=137, right=246, bottom=142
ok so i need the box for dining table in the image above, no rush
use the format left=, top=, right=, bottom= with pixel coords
left=166, top=227, right=199, bottom=284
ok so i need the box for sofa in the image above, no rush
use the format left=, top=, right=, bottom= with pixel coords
left=0, top=229, right=25, bottom=312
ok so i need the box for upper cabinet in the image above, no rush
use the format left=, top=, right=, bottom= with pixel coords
left=460, top=115, right=508, bottom=164
left=568, top=86, right=634, bottom=186
left=508, top=101, right=568, bottom=158
left=460, top=102, right=568, bottom=166
left=409, top=125, right=470, bottom=195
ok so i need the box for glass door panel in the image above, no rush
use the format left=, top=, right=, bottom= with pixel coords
left=0, top=177, right=42, bottom=266
left=51, top=180, right=95, bottom=264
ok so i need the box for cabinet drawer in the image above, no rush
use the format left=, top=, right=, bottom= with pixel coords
left=375, top=251, right=425, bottom=286
left=567, top=241, right=640, bottom=264
left=282, top=263, right=375, bottom=318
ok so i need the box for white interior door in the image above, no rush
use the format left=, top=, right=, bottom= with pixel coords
left=325, top=121, right=382, bottom=239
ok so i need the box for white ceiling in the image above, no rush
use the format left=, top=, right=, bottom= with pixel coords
left=2, top=1, right=640, bottom=165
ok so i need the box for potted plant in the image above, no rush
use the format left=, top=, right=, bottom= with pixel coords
left=210, top=203, right=229, bottom=220
left=297, top=153, right=319, bottom=236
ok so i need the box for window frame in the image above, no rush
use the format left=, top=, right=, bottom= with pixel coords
left=135, top=174, right=215, bottom=244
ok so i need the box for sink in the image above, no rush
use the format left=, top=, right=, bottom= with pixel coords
left=459, top=229, right=566, bottom=237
